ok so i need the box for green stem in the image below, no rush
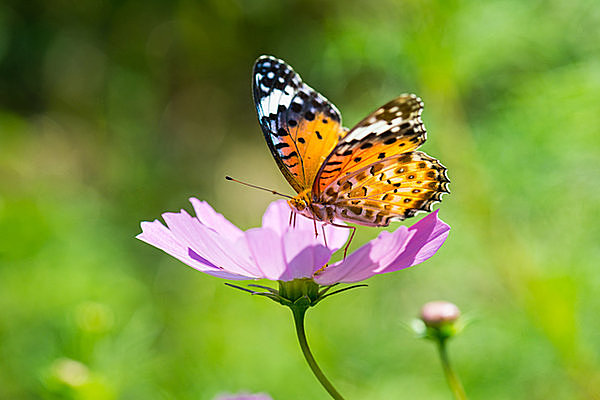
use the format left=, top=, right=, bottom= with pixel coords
left=292, top=307, right=345, bottom=400
left=437, top=340, right=467, bottom=400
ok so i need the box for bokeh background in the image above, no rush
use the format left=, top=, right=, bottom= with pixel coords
left=1, top=0, right=599, bottom=399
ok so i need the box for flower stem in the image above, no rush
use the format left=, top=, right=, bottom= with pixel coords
left=292, top=307, right=345, bottom=400
left=437, top=340, right=467, bottom=400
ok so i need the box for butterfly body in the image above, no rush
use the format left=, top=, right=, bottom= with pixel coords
left=253, top=55, right=449, bottom=227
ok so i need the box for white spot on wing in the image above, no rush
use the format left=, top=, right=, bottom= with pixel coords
left=260, top=87, right=295, bottom=116
left=345, top=120, right=389, bottom=141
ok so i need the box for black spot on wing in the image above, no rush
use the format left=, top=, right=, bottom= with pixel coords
left=279, top=151, right=298, bottom=160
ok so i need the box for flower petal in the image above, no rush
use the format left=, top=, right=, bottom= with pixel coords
left=261, top=200, right=350, bottom=251
left=314, top=242, right=376, bottom=285
left=261, top=200, right=293, bottom=236
left=381, top=210, right=450, bottom=273
left=314, top=227, right=413, bottom=285
left=137, top=220, right=248, bottom=280
left=189, top=198, right=244, bottom=240
left=138, top=199, right=448, bottom=285
left=162, top=210, right=262, bottom=278
left=243, top=227, right=287, bottom=280
left=320, top=223, right=350, bottom=252
left=315, top=211, right=449, bottom=284
left=262, top=199, right=331, bottom=235
left=282, top=229, right=332, bottom=280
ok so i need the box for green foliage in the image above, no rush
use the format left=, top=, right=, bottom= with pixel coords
left=1, top=0, right=599, bottom=398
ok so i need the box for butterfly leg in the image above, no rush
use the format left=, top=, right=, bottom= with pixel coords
left=289, top=210, right=294, bottom=227
left=312, top=218, right=319, bottom=238
left=328, top=222, right=356, bottom=260
left=321, top=224, right=329, bottom=248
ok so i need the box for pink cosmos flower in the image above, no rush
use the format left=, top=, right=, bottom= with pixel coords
left=137, top=199, right=449, bottom=286
left=138, top=198, right=450, bottom=399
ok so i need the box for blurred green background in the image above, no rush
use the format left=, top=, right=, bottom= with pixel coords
left=1, top=0, right=599, bottom=399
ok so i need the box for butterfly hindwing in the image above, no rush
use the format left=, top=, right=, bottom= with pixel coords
left=321, top=151, right=449, bottom=226
left=253, top=56, right=345, bottom=193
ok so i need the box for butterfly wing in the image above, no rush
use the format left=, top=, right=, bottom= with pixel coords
left=313, top=95, right=449, bottom=225
left=253, top=56, right=346, bottom=194
left=322, top=152, right=449, bottom=226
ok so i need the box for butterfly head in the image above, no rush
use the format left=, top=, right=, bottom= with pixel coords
left=288, top=190, right=332, bottom=223
left=288, top=190, right=311, bottom=213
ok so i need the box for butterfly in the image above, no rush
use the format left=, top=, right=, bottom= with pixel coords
left=252, top=55, right=449, bottom=230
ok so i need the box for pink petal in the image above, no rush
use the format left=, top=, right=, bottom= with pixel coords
left=314, top=227, right=413, bottom=285
left=261, top=200, right=293, bottom=235
left=261, top=200, right=350, bottom=251
left=282, top=229, right=332, bottom=280
left=321, top=223, right=350, bottom=252
left=381, top=210, right=450, bottom=273
left=137, top=220, right=249, bottom=280
left=263, top=199, right=335, bottom=236
left=244, top=228, right=287, bottom=280
left=315, top=212, right=449, bottom=284
left=189, top=198, right=244, bottom=240
left=138, top=199, right=446, bottom=285
left=262, top=200, right=322, bottom=236
left=366, top=228, right=413, bottom=272
left=314, top=242, right=376, bottom=285
left=162, top=210, right=262, bottom=278
left=243, top=226, right=334, bottom=281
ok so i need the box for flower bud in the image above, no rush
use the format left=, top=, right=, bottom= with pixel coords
left=414, top=301, right=462, bottom=342
left=420, top=301, right=460, bottom=328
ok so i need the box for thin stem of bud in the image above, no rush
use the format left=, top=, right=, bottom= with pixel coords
left=437, top=340, right=468, bottom=400
left=291, top=307, right=345, bottom=400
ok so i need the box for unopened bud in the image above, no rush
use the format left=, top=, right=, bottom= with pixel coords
left=414, top=301, right=462, bottom=342
left=421, top=301, right=460, bottom=328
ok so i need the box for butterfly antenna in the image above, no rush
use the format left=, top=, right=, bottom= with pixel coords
left=225, top=176, right=294, bottom=199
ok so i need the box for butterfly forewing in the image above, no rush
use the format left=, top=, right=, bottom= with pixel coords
left=312, top=95, right=426, bottom=195
left=253, top=56, right=345, bottom=193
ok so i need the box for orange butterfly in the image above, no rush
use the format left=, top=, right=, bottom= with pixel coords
left=253, top=55, right=449, bottom=230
